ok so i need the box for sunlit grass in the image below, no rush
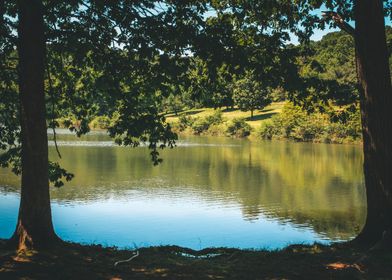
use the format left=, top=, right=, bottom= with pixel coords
left=165, top=102, right=285, bottom=129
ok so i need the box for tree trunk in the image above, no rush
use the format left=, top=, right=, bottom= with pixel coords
left=0, top=1, right=4, bottom=27
left=354, top=0, right=392, bottom=247
left=10, top=0, right=59, bottom=250
left=250, top=109, right=254, bottom=120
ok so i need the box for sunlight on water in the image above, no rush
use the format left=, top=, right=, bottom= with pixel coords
left=0, top=131, right=366, bottom=249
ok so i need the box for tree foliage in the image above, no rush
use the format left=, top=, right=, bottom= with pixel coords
left=1, top=1, right=210, bottom=182
left=233, top=70, right=272, bottom=119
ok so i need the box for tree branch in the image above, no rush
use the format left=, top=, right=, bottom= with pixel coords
left=321, top=11, right=355, bottom=37
left=46, top=61, right=62, bottom=159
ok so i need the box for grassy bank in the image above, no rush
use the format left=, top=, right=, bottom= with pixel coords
left=166, top=103, right=284, bottom=138
left=57, top=101, right=362, bottom=144
left=165, top=102, right=284, bottom=130
left=1, top=240, right=391, bottom=279
left=55, top=103, right=283, bottom=137
left=165, top=102, right=362, bottom=144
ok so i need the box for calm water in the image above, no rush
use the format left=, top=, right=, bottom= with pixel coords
left=0, top=131, right=366, bottom=250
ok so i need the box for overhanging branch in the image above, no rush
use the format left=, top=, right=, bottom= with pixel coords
left=322, top=11, right=355, bottom=37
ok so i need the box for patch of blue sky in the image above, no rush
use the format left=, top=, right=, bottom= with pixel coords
left=203, top=5, right=392, bottom=45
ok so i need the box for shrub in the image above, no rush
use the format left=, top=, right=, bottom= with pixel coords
left=177, top=114, right=194, bottom=131
left=258, top=102, right=362, bottom=144
left=258, top=103, right=305, bottom=139
left=191, top=110, right=223, bottom=134
left=226, top=118, right=252, bottom=137
left=278, top=103, right=307, bottom=137
left=191, top=117, right=211, bottom=134
left=326, top=110, right=362, bottom=143
left=205, top=109, right=223, bottom=125
left=208, top=124, right=226, bottom=136
left=290, top=114, right=326, bottom=142
left=89, top=115, right=111, bottom=129
left=259, top=120, right=281, bottom=140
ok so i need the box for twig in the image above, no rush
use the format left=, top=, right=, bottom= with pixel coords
left=46, top=61, right=62, bottom=159
left=114, top=251, right=139, bottom=266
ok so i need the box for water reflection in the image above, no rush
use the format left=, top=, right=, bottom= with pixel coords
left=0, top=132, right=366, bottom=249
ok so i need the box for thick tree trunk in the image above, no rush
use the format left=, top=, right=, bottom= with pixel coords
left=10, top=0, right=59, bottom=250
left=354, top=0, right=392, bottom=247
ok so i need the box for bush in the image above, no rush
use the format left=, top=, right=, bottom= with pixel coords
left=278, top=103, right=307, bottom=137
left=205, top=109, right=223, bottom=125
left=191, top=110, right=223, bottom=134
left=326, top=110, right=362, bottom=143
left=258, top=102, right=362, bottom=144
left=258, top=103, right=305, bottom=140
left=226, top=118, right=252, bottom=137
left=208, top=124, right=226, bottom=136
left=176, top=114, right=195, bottom=131
left=89, top=115, right=111, bottom=129
left=191, top=117, right=210, bottom=134
left=259, top=120, right=281, bottom=140
left=290, top=114, right=326, bottom=142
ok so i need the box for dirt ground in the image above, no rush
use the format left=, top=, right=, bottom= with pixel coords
left=1, top=240, right=391, bottom=280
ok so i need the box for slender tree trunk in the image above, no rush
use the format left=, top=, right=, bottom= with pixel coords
left=354, top=0, right=392, bottom=246
left=250, top=109, right=254, bottom=120
left=0, top=1, right=4, bottom=28
left=10, top=0, right=59, bottom=250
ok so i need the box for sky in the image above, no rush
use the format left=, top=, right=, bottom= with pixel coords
left=290, top=27, right=339, bottom=45
left=291, top=17, right=392, bottom=45
left=203, top=7, right=392, bottom=45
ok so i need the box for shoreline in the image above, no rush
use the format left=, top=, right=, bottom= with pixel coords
left=50, top=126, right=363, bottom=147
left=55, top=102, right=362, bottom=146
left=173, top=129, right=363, bottom=146
left=1, top=239, right=391, bottom=279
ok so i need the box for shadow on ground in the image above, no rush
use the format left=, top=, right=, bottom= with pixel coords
left=1, top=240, right=392, bottom=279
left=245, top=112, right=277, bottom=122
left=165, top=110, right=205, bottom=118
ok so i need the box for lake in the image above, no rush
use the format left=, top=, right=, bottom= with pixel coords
left=0, top=131, right=366, bottom=250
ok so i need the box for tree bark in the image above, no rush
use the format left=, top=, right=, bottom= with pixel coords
left=10, top=0, right=59, bottom=250
left=354, top=0, right=392, bottom=247
left=0, top=1, right=4, bottom=28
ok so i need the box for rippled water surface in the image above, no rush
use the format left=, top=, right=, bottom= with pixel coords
left=0, top=130, right=366, bottom=249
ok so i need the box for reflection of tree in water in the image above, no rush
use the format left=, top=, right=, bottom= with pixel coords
left=0, top=136, right=366, bottom=240
left=228, top=142, right=365, bottom=240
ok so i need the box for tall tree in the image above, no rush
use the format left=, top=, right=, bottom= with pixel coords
left=320, top=1, right=392, bottom=247
left=1, top=0, right=204, bottom=250
left=11, top=0, right=59, bottom=250
left=353, top=0, right=392, bottom=246
left=217, top=0, right=392, bottom=247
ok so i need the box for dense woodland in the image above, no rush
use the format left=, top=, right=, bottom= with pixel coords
left=1, top=1, right=392, bottom=274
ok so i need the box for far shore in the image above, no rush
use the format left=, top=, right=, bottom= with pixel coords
left=53, top=101, right=362, bottom=146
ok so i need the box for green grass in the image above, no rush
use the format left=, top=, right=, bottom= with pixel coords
left=166, top=102, right=285, bottom=129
